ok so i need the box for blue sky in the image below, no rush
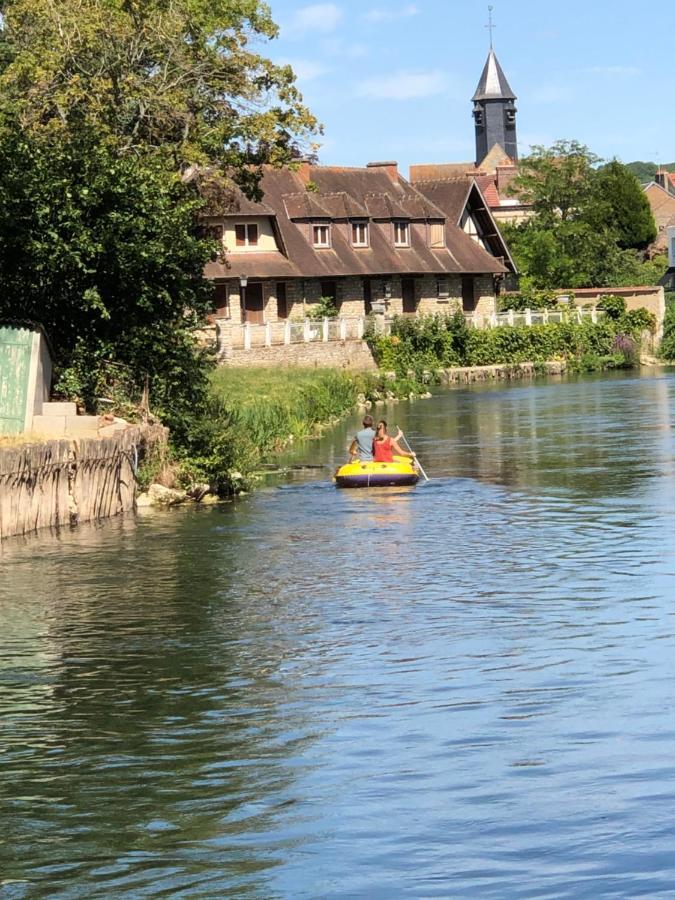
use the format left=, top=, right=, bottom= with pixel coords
left=262, top=0, right=673, bottom=173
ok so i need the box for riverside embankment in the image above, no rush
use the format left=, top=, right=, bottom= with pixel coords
left=0, top=425, right=165, bottom=539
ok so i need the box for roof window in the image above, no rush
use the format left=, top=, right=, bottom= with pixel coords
left=351, top=221, right=369, bottom=248
left=393, top=221, right=410, bottom=248
left=313, top=223, right=331, bottom=248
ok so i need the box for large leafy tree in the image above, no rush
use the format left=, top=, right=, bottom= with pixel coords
left=505, top=142, right=658, bottom=289
left=592, top=160, right=656, bottom=250
left=0, top=0, right=318, bottom=177
left=0, top=0, right=319, bottom=429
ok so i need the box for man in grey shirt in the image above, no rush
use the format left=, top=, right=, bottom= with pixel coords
left=349, top=415, right=376, bottom=461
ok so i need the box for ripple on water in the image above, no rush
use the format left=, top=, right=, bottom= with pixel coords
left=3, top=373, right=675, bottom=897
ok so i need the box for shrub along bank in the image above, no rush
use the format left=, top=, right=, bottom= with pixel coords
left=659, top=292, right=675, bottom=361
left=368, top=300, right=655, bottom=377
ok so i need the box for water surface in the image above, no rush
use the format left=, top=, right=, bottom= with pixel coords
left=3, top=371, right=675, bottom=898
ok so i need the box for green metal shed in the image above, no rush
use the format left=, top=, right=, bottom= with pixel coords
left=0, top=322, right=52, bottom=435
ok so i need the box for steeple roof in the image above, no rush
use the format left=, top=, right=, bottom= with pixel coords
left=472, top=50, right=516, bottom=101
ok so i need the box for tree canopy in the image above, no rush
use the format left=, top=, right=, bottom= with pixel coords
left=0, top=0, right=320, bottom=435
left=504, top=141, right=659, bottom=290
left=0, top=0, right=319, bottom=179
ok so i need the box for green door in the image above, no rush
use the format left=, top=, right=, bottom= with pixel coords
left=0, top=326, right=33, bottom=434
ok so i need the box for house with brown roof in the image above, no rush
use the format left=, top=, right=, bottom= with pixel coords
left=405, top=176, right=517, bottom=276
left=202, top=161, right=510, bottom=325
left=643, top=170, right=675, bottom=255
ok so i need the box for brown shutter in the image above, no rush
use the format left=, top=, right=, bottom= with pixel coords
left=235, top=224, right=246, bottom=246
left=248, top=224, right=258, bottom=246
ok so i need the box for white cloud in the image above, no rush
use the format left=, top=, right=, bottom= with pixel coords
left=284, top=59, right=329, bottom=82
left=586, top=65, right=641, bottom=77
left=358, top=69, right=447, bottom=100
left=284, top=4, right=343, bottom=36
left=321, top=37, right=368, bottom=58
left=363, top=4, right=419, bottom=22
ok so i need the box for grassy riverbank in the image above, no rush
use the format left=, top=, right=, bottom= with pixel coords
left=142, top=367, right=422, bottom=495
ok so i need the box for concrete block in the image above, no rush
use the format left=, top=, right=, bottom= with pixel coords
left=42, top=401, right=77, bottom=417
left=65, top=416, right=100, bottom=435
left=31, top=415, right=67, bottom=437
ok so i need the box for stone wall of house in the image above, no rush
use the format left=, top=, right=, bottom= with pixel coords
left=221, top=273, right=497, bottom=323
left=474, top=274, right=497, bottom=317
left=221, top=340, right=378, bottom=370
left=417, top=274, right=463, bottom=315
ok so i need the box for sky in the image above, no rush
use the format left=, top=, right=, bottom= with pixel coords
left=260, top=0, right=674, bottom=174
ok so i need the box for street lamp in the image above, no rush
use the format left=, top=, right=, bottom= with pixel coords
left=239, top=274, right=248, bottom=323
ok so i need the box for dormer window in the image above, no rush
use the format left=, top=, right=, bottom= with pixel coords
left=235, top=223, right=258, bottom=247
left=428, top=221, right=445, bottom=248
left=351, top=221, right=369, bottom=247
left=393, top=221, right=410, bottom=247
left=312, top=223, right=331, bottom=248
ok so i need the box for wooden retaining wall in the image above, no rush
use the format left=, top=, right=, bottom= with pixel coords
left=0, top=425, right=166, bottom=539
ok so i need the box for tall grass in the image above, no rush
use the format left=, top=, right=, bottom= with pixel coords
left=174, top=367, right=421, bottom=492
left=210, top=368, right=361, bottom=450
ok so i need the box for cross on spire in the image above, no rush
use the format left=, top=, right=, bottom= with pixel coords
left=486, top=5, right=496, bottom=49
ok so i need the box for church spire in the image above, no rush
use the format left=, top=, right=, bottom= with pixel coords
left=472, top=50, right=517, bottom=102
left=472, top=20, right=518, bottom=166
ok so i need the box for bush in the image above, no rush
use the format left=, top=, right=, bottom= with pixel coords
left=598, top=294, right=627, bottom=319
left=498, top=288, right=560, bottom=312
left=660, top=293, right=675, bottom=360
left=366, top=310, right=652, bottom=374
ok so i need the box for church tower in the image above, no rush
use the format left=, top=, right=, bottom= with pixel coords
left=472, top=49, right=518, bottom=166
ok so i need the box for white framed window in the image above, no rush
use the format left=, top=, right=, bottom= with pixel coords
left=235, top=223, right=259, bottom=247
left=437, top=277, right=449, bottom=299
left=312, top=223, right=331, bottom=248
left=393, top=220, right=410, bottom=247
left=429, top=221, right=445, bottom=248
left=351, top=221, right=369, bottom=247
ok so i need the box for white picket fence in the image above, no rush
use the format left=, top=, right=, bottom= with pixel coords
left=220, top=307, right=603, bottom=352
left=225, top=317, right=366, bottom=351
left=465, top=306, right=603, bottom=329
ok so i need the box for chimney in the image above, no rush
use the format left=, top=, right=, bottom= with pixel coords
left=367, top=160, right=399, bottom=182
left=496, top=164, right=518, bottom=194
left=656, top=168, right=668, bottom=190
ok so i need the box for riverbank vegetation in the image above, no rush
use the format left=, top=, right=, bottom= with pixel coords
left=369, top=299, right=655, bottom=376
left=138, top=368, right=421, bottom=494
left=659, top=293, right=675, bottom=361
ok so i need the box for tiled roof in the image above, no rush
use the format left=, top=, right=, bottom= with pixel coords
left=210, top=164, right=508, bottom=279
left=414, top=178, right=517, bottom=274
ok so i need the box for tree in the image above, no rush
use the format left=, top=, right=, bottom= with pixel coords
left=0, top=0, right=319, bottom=183
left=509, top=140, right=600, bottom=223
left=0, top=0, right=320, bottom=437
left=592, top=160, right=657, bottom=250
left=0, top=124, right=214, bottom=436
left=505, top=142, right=658, bottom=289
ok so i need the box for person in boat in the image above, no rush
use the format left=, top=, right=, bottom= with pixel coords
left=373, top=420, right=416, bottom=464
left=349, top=415, right=377, bottom=461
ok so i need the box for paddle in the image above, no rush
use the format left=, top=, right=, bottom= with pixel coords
left=396, top=426, right=429, bottom=482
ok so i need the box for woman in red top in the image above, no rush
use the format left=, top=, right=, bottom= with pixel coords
left=372, top=420, right=416, bottom=463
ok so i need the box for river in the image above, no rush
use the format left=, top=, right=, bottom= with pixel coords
left=3, top=371, right=675, bottom=898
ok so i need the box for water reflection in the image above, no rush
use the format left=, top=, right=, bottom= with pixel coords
left=3, top=372, right=675, bottom=897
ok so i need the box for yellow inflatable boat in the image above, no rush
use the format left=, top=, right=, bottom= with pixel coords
left=334, top=455, right=419, bottom=488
